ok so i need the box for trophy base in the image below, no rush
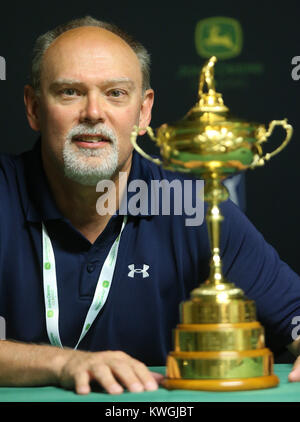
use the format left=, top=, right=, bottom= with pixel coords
left=162, top=374, right=279, bottom=391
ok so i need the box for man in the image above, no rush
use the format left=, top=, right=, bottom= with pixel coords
left=0, top=16, right=300, bottom=396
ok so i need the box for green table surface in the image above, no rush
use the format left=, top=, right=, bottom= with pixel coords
left=0, top=364, right=299, bottom=402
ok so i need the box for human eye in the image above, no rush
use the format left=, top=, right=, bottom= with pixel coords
left=107, top=89, right=127, bottom=99
left=60, top=87, right=81, bottom=97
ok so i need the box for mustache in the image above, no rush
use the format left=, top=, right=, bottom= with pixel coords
left=66, top=124, right=118, bottom=144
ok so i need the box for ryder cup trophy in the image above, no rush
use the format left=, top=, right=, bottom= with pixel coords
left=130, top=56, right=293, bottom=391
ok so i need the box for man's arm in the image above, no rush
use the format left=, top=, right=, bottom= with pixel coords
left=214, top=200, right=300, bottom=382
left=0, top=340, right=162, bottom=394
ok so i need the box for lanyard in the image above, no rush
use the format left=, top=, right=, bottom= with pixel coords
left=42, top=215, right=127, bottom=349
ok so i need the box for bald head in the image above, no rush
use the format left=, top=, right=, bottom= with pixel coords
left=30, top=16, right=151, bottom=93
left=40, top=26, right=143, bottom=94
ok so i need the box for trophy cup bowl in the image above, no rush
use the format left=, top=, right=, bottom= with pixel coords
left=130, top=56, right=293, bottom=391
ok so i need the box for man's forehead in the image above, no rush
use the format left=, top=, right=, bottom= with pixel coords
left=45, top=26, right=135, bottom=58
left=41, top=26, right=141, bottom=82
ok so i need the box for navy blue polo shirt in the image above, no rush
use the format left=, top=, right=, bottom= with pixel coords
left=0, top=140, right=300, bottom=365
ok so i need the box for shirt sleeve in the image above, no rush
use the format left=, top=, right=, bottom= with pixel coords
left=219, top=199, right=300, bottom=352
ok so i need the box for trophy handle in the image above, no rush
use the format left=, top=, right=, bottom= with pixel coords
left=130, top=125, right=162, bottom=165
left=253, top=119, right=293, bottom=167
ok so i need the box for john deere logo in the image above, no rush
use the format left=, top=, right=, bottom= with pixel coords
left=195, top=17, right=243, bottom=60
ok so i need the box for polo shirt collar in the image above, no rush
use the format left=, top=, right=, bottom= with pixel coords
left=24, top=139, right=155, bottom=223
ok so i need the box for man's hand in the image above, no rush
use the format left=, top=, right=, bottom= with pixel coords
left=288, top=355, right=300, bottom=382
left=0, top=341, right=164, bottom=394
left=58, top=349, right=164, bottom=395
left=287, top=337, right=300, bottom=382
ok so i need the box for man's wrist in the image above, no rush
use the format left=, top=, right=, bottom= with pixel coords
left=48, top=347, right=76, bottom=385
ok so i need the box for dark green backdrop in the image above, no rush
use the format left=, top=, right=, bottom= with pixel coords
left=0, top=0, right=300, bottom=278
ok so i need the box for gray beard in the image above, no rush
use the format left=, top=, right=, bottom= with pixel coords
left=62, top=125, right=119, bottom=186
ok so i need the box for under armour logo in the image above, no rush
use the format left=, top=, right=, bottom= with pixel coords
left=128, top=264, right=149, bottom=278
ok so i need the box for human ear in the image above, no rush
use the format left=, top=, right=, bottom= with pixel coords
left=138, top=89, right=154, bottom=135
left=24, top=85, right=41, bottom=132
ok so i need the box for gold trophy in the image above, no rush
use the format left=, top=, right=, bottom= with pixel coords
left=131, top=56, right=293, bottom=391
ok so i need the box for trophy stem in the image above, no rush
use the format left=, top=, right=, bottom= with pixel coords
left=204, top=171, right=229, bottom=286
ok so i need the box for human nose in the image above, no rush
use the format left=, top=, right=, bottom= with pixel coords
left=79, top=92, right=106, bottom=124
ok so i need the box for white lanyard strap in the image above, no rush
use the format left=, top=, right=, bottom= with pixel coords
left=42, top=215, right=127, bottom=349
